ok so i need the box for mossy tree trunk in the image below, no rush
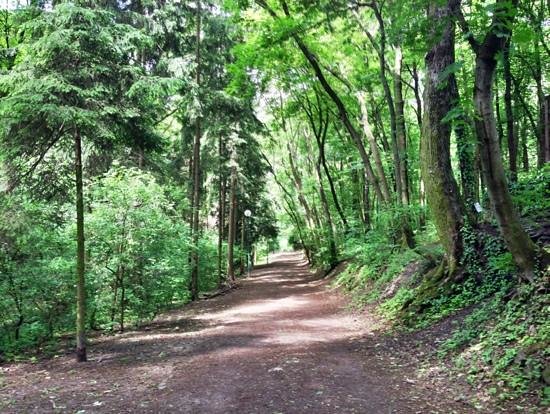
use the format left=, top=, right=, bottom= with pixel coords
left=421, top=0, right=464, bottom=275
left=460, top=0, right=546, bottom=277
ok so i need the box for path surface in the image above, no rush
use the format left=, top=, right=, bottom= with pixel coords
left=0, top=252, right=471, bottom=413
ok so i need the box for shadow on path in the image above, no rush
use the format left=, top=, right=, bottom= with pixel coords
left=0, top=251, right=472, bottom=414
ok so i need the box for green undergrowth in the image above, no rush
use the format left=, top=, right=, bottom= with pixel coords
left=337, top=233, right=549, bottom=405
left=335, top=172, right=550, bottom=407
left=440, top=274, right=549, bottom=404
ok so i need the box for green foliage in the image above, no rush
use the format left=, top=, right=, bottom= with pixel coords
left=336, top=229, right=422, bottom=307
left=0, top=165, right=233, bottom=358
left=0, top=195, right=74, bottom=357
left=86, top=166, right=192, bottom=330
left=439, top=275, right=549, bottom=403
left=510, top=166, right=550, bottom=220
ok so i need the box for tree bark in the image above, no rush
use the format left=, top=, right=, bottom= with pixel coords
left=227, top=165, right=237, bottom=282
left=190, top=0, right=202, bottom=300
left=300, top=92, right=348, bottom=230
left=287, top=142, right=319, bottom=229
left=463, top=0, right=545, bottom=276
left=544, top=95, right=550, bottom=164
left=503, top=42, right=517, bottom=181
left=357, top=91, right=392, bottom=203
left=393, top=46, right=410, bottom=205
left=74, top=130, right=87, bottom=362
left=306, top=118, right=338, bottom=265
left=217, top=166, right=226, bottom=288
left=422, top=0, right=464, bottom=274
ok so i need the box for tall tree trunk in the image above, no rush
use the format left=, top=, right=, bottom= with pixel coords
left=410, top=61, right=423, bottom=129
left=357, top=91, right=392, bottom=203
left=462, top=0, right=546, bottom=277
left=314, top=153, right=337, bottom=266
left=394, top=46, right=410, bottom=205
left=240, top=215, right=245, bottom=275
left=227, top=165, right=237, bottom=282
left=503, top=42, right=517, bottom=181
left=218, top=170, right=226, bottom=288
left=119, top=266, right=125, bottom=332
left=544, top=95, right=550, bottom=164
left=520, top=118, right=529, bottom=172
left=363, top=172, right=371, bottom=229
left=74, top=130, right=87, bottom=362
left=534, top=41, right=545, bottom=167
left=495, top=77, right=504, bottom=150
left=454, top=117, right=478, bottom=216
left=307, top=121, right=338, bottom=265
left=422, top=0, right=464, bottom=274
left=452, top=78, right=479, bottom=216
left=319, top=146, right=347, bottom=230
left=287, top=143, right=319, bottom=228
left=190, top=0, right=202, bottom=300
left=355, top=4, right=401, bottom=200
left=300, top=93, right=349, bottom=230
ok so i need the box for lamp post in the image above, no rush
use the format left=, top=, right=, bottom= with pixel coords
left=244, top=209, right=252, bottom=278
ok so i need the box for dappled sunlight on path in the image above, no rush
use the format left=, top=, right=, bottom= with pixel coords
left=0, top=251, right=470, bottom=414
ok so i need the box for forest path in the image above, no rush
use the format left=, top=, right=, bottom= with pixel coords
left=1, top=252, right=473, bottom=413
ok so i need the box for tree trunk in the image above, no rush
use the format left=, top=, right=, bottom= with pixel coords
left=394, top=46, right=410, bottom=205
left=357, top=4, right=401, bottom=201
left=218, top=170, right=226, bottom=288
left=227, top=165, right=237, bottom=282
left=544, top=95, right=550, bottom=164
left=470, top=0, right=543, bottom=277
left=363, top=172, right=370, bottom=229
left=503, top=42, right=517, bottom=181
left=119, top=266, right=125, bottom=332
left=520, top=118, right=529, bottom=172
left=357, top=91, right=392, bottom=203
left=314, top=157, right=337, bottom=265
left=287, top=143, right=318, bottom=229
left=533, top=41, right=545, bottom=167
left=319, top=147, right=347, bottom=231
left=189, top=0, right=202, bottom=301
left=495, top=77, right=504, bottom=151
left=240, top=215, right=245, bottom=275
left=422, top=0, right=464, bottom=274
left=74, top=130, right=87, bottom=362
left=257, top=0, right=385, bottom=205
left=308, top=126, right=338, bottom=266
left=410, top=61, right=423, bottom=129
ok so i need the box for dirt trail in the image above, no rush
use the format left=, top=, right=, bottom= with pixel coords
left=1, top=252, right=472, bottom=413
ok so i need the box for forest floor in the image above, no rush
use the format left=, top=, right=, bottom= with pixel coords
left=0, top=252, right=514, bottom=413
